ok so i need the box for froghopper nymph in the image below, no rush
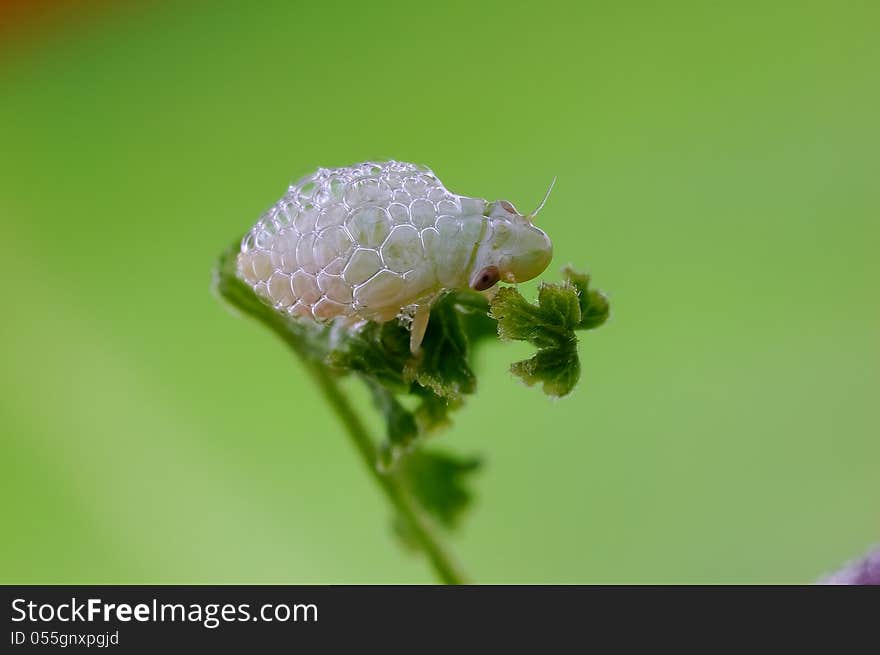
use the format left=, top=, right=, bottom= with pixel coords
left=237, top=161, right=553, bottom=353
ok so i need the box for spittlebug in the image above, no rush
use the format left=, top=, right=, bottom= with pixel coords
left=237, top=161, right=553, bottom=353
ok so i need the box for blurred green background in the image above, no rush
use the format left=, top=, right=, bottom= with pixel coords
left=1, top=0, right=877, bottom=583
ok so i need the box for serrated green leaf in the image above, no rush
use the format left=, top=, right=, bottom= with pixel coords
left=326, top=320, right=410, bottom=392
left=367, top=381, right=419, bottom=471
left=412, top=385, right=456, bottom=436
left=563, top=266, right=610, bottom=330
left=509, top=338, right=581, bottom=398
left=580, top=289, right=610, bottom=330
left=318, top=291, right=482, bottom=466
left=488, top=286, right=544, bottom=342
left=536, top=282, right=582, bottom=330
left=327, top=292, right=480, bottom=402
left=399, top=449, right=482, bottom=529
left=370, top=384, right=461, bottom=471
left=489, top=268, right=609, bottom=398
left=405, top=292, right=477, bottom=400
left=446, top=289, right=497, bottom=346
left=217, top=237, right=608, bottom=563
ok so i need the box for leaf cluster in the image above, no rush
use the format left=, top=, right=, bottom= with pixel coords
left=214, top=242, right=608, bottom=535
left=489, top=267, right=609, bottom=398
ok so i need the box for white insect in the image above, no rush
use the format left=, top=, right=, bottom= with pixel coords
left=237, top=161, right=553, bottom=353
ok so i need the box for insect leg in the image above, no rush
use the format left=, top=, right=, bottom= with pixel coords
left=409, top=304, right=431, bottom=355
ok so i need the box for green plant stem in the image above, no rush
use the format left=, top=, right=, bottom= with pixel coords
left=213, top=244, right=467, bottom=584
left=305, top=361, right=467, bottom=585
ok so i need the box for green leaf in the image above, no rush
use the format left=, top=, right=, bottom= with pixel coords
left=563, top=267, right=610, bottom=330
left=216, top=236, right=608, bottom=558
left=509, top=338, right=581, bottom=398
left=325, top=291, right=481, bottom=465
left=370, top=384, right=463, bottom=472
left=327, top=320, right=412, bottom=393
left=399, top=449, right=482, bottom=529
left=446, top=289, right=497, bottom=346
left=405, top=292, right=477, bottom=400
left=368, top=381, right=419, bottom=471
left=489, top=269, right=609, bottom=398
left=412, top=385, right=456, bottom=436
left=327, top=292, right=484, bottom=402
left=536, top=282, right=583, bottom=331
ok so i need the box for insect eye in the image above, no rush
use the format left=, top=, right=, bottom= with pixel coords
left=471, top=265, right=500, bottom=291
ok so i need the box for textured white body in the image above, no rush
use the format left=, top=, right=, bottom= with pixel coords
left=237, top=161, right=489, bottom=323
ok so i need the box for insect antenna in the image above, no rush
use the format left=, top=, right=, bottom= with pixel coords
left=526, top=176, right=557, bottom=222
